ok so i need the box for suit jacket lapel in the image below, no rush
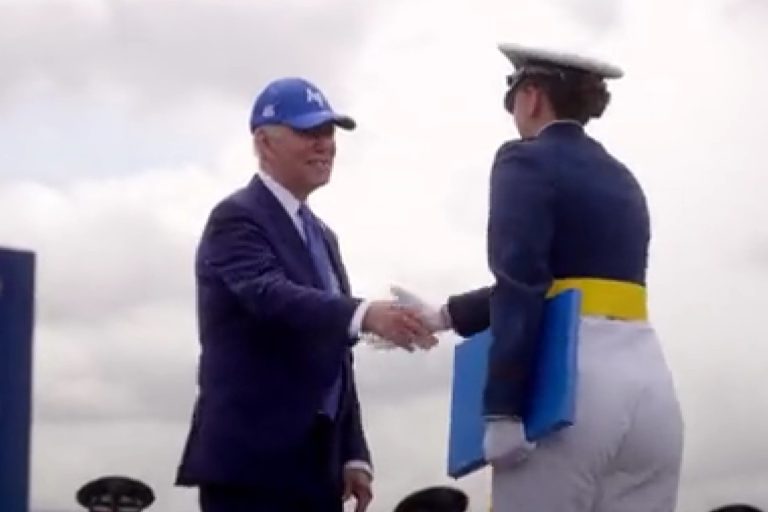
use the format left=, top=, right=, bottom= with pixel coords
left=247, top=175, right=351, bottom=296
left=247, top=176, right=325, bottom=290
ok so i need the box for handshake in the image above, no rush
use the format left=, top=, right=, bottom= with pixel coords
left=360, top=286, right=452, bottom=352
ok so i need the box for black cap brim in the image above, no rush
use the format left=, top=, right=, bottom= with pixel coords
left=285, top=111, right=356, bottom=131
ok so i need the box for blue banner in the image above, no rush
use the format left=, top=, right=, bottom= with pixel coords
left=0, top=247, right=35, bottom=512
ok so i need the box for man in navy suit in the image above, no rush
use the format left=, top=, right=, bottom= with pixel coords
left=175, top=77, right=435, bottom=512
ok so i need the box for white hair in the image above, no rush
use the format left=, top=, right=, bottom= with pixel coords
left=253, top=125, right=283, bottom=164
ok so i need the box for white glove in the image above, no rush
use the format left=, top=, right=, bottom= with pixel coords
left=390, top=285, right=451, bottom=332
left=483, top=418, right=536, bottom=469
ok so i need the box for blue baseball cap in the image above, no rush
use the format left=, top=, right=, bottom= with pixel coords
left=249, top=77, right=356, bottom=132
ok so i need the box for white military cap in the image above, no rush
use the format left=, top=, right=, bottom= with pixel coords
left=498, top=42, right=623, bottom=79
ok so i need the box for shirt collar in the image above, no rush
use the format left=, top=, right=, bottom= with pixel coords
left=258, top=170, right=302, bottom=219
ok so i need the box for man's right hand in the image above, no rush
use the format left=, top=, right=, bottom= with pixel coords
left=362, top=301, right=437, bottom=351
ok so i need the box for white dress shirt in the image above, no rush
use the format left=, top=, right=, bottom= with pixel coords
left=259, top=171, right=372, bottom=478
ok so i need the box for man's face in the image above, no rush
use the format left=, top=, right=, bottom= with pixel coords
left=257, top=123, right=336, bottom=198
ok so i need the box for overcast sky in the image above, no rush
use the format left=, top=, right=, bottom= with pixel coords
left=2, top=0, right=768, bottom=511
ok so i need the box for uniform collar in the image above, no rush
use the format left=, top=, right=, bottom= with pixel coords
left=536, top=120, right=585, bottom=138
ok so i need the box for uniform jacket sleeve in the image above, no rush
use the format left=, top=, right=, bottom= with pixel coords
left=446, top=286, right=492, bottom=337
left=484, top=141, right=555, bottom=417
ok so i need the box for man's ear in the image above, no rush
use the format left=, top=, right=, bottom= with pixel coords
left=254, top=128, right=266, bottom=148
left=254, top=127, right=274, bottom=158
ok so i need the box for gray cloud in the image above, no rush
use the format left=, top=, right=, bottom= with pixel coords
left=355, top=340, right=459, bottom=406
left=0, top=169, right=228, bottom=322
left=750, top=238, right=768, bottom=268
left=0, top=0, right=376, bottom=106
left=721, top=0, right=768, bottom=19
left=554, top=0, right=624, bottom=34
left=0, top=0, right=383, bottom=183
left=33, top=301, right=198, bottom=423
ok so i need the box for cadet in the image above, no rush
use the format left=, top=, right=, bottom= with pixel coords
left=394, top=43, right=685, bottom=512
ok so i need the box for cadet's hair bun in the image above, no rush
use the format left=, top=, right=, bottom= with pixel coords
left=579, top=74, right=610, bottom=120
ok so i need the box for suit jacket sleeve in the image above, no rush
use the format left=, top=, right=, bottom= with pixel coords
left=340, top=364, right=371, bottom=466
left=201, top=201, right=361, bottom=342
left=484, top=141, right=554, bottom=417
left=446, top=286, right=492, bottom=337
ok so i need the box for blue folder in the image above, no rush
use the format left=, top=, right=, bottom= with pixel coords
left=447, top=289, right=582, bottom=479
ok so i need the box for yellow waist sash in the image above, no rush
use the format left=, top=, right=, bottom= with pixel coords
left=547, top=277, right=647, bottom=321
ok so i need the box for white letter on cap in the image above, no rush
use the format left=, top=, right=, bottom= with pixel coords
left=306, top=88, right=325, bottom=107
